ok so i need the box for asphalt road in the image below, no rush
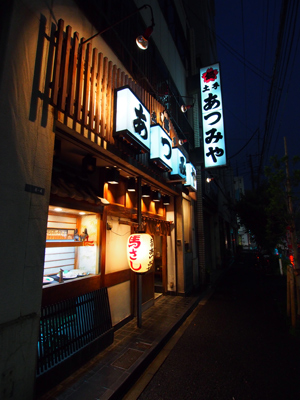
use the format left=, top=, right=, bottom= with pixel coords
left=137, top=253, right=300, bottom=400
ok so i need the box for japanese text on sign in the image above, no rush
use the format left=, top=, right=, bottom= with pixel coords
left=200, top=64, right=226, bottom=168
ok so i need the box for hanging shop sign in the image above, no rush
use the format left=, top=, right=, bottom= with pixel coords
left=150, top=124, right=173, bottom=171
left=127, top=233, right=154, bottom=273
left=184, top=162, right=197, bottom=191
left=200, top=63, right=227, bottom=169
left=170, top=147, right=186, bottom=182
left=114, top=86, right=150, bottom=152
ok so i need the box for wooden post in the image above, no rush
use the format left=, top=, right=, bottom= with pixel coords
left=290, top=266, right=297, bottom=328
left=284, top=137, right=298, bottom=323
left=137, top=177, right=142, bottom=328
left=287, top=266, right=291, bottom=317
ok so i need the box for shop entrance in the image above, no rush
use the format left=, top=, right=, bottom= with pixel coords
left=154, top=234, right=167, bottom=296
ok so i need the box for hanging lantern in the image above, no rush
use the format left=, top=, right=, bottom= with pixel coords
left=127, top=233, right=154, bottom=273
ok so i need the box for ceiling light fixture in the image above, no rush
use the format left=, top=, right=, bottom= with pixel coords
left=153, top=191, right=161, bottom=202
left=142, top=184, right=151, bottom=197
left=106, top=168, right=120, bottom=184
left=127, top=177, right=136, bottom=192
left=81, top=4, right=155, bottom=50
left=162, top=195, right=170, bottom=205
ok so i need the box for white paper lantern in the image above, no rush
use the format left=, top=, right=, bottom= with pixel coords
left=127, top=233, right=154, bottom=273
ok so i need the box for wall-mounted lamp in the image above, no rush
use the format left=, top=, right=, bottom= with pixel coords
left=206, top=177, right=214, bottom=183
left=106, top=168, right=120, bottom=184
left=180, top=104, right=194, bottom=113
left=82, top=154, right=96, bottom=174
left=152, top=191, right=161, bottom=202
left=162, top=195, right=170, bottom=205
left=81, top=4, right=155, bottom=49
left=142, top=184, right=151, bottom=197
left=127, top=177, right=136, bottom=192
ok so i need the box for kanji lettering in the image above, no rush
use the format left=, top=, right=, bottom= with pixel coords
left=161, top=137, right=172, bottom=159
left=204, top=112, right=221, bottom=125
left=212, top=82, right=220, bottom=90
left=206, top=147, right=224, bottom=163
left=179, top=156, right=186, bottom=176
left=203, top=93, right=220, bottom=111
left=133, top=104, right=148, bottom=139
left=128, top=235, right=141, bottom=261
left=202, top=84, right=210, bottom=92
left=205, top=128, right=223, bottom=144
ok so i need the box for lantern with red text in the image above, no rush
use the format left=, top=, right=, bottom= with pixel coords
left=127, top=233, right=154, bottom=273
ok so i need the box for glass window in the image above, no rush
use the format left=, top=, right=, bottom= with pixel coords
left=44, top=206, right=99, bottom=281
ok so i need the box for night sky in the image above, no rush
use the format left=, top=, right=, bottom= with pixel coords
left=214, top=0, right=300, bottom=190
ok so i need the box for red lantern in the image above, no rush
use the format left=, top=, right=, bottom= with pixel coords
left=127, top=233, right=154, bottom=273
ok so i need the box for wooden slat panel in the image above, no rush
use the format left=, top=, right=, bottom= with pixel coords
left=82, top=43, right=92, bottom=126
left=52, top=19, right=64, bottom=105
left=95, top=52, right=103, bottom=135
left=60, top=25, right=72, bottom=111
left=110, top=64, right=117, bottom=141
left=101, top=57, right=108, bottom=137
left=75, top=39, right=86, bottom=123
left=67, top=31, right=79, bottom=117
left=89, top=48, right=97, bottom=131
left=106, top=61, right=113, bottom=142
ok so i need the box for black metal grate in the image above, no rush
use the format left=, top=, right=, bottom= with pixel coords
left=37, top=288, right=112, bottom=376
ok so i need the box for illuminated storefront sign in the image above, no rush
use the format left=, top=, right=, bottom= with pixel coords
left=184, top=162, right=197, bottom=191
left=127, top=233, right=154, bottom=273
left=150, top=124, right=173, bottom=171
left=114, top=86, right=150, bottom=152
left=200, top=63, right=227, bottom=168
left=170, top=147, right=186, bottom=182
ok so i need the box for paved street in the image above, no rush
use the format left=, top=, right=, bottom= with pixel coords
left=137, top=253, right=300, bottom=400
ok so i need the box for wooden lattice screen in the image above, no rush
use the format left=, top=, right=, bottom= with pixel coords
left=50, top=19, right=178, bottom=146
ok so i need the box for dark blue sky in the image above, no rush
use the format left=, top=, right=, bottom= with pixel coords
left=214, top=0, right=300, bottom=189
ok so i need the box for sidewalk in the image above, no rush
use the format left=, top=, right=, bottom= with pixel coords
left=37, top=290, right=208, bottom=400
left=138, top=260, right=300, bottom=400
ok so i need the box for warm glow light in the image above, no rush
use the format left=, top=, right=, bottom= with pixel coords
left=127, top=233, right=154, bottom=273
left=79, top=212, right=85, bottom=215
left=54, top=208, right=62, bottom=212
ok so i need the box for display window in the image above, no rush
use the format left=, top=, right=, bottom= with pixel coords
left=43, top=206, right=100, bottom=284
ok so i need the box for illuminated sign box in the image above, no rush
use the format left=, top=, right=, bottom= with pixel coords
left=170, top=147, right=186, bottom=182
left=114, top=86, right=150, bottom=153
left=200, top=63, right=227, bottom=168
left=184, top=162, right=197, bottom=191
left=150, top=124, right=173, bottom=171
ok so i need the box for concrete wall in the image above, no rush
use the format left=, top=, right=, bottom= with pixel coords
left=0, top=1, right=55, bottom=398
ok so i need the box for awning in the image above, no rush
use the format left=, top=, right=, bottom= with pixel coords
left=51, top=168, right=105, bottom=206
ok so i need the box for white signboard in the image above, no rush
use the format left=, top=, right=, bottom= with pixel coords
left=185, top=162, right=197, bottom=191
left=114, top=87, right=150, bottom=152
left=200, top=63, right=226, bottom=168
left=150, top=124, right=173, bottom=171
left=170, top=147, right=186, bottom=182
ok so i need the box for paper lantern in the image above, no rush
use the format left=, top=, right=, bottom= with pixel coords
left=127, top=233, right=154, bottom=273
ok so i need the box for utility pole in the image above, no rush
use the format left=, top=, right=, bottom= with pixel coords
left=284, top=137, right=298, bottom=327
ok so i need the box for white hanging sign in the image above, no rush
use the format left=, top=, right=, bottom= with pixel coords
left=150, top=124, right=173, bottom=171
left=185, top=162, right=197, bottom=191
left=114, top=86, right=150, bottom=152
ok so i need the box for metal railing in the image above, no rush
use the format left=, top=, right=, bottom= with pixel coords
left=37, top=288, right=112, bottom=377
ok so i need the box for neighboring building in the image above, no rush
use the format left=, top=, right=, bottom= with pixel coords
left=0, top=0, right=237, bottom=398
left=234, top=175, right=255, bottom=249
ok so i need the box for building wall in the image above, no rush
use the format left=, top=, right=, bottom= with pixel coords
left=0, top=0, right=205, bottom=397
left=0, top=2, right=56, bottom=398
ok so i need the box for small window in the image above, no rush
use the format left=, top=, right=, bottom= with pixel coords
left=44, top=206, right=99, bottom=281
